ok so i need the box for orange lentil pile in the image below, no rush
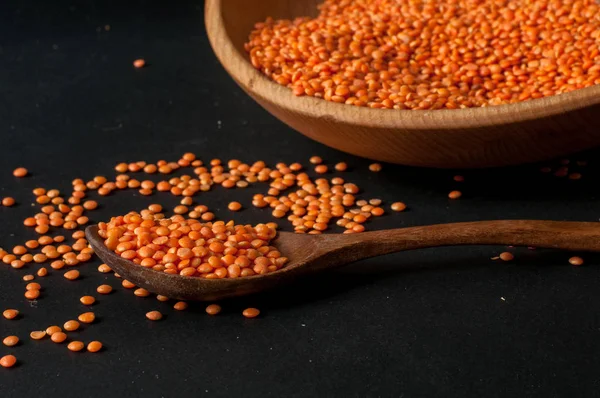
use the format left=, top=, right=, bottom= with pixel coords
left=246, top=0, right=600, bottom=110
left=99, top=213, right=288, bottom=278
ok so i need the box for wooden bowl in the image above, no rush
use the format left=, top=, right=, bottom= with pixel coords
left=205, top=0, right=600, bottom=168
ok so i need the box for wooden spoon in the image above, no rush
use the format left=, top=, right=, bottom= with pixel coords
left=86, top=220, right=600, bottom=301
left=205, top=0, right=600, bottom=168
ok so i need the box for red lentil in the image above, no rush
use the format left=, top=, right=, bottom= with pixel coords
left=46, top=326, right=62, bottom=336
left=0, top=355, right=16, bottom=368
left=50, top=332, right=67, bottom=343
left=448, top=191, right=462, bottom=200
left=133, top=288, right=150, bottom=297
left=146, top=311, right=163, bottom=321
left=156, top=295, right=169, bottom=302
left=87, top=341, right=103, bottom=352
left=2, top=197, right=15, bottom=207
left=64, top=320, right=80, bottom=332
left=369, top=163, right=382, bottom=172
left=78, top=312, right=95, bottom=324
left=25, top=240, right=39, bottom=249
left=2, top=309, right=18, bottom=320
left=205, top=304, right=221, bottom=315
left=122, top=280, right=136, bottom=289
left=499, top=252, right=514, bottom=261
left=569, top=256, right=584, bottom=266
left=64, top=270, right=80, bottom=280
left=3, top=336, right=19, bottom=347
left=13, top=167, right=28, bottom=177
left=228, top=201, right=242, bottom=211
left=173, top=301, right=188, bottom=311
left=30, top=331, right=46, bottom=340
left=97, top=285, right=112, bottom=294
left=315, top=165, right=328, bottom=174
left=133, top=59, right=145, bottom=68
left=242, top=308, right=260, bottom=318
left=391, top=202, right=407, bottom=212
left=25, top=289, right=40, bottom=300
left=98, top=264, right=112, bottom=273
left=80, top=296, right=96, bottom=305
left=334, top=162, right=347, bottom=171
left=68, top=341, right=85, bottom=352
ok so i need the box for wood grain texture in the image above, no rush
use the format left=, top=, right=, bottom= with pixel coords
left=205, top=0, right=600, bottom=168
left=87, top=220, right=600, bottom=301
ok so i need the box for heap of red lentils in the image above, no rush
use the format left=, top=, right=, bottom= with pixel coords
left=246, top=0, right=600, bottom=109
left=100, top=213, right=288, bottom=278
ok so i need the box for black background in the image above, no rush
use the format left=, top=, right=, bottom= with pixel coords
left=2, top=1, right=600, bottom=397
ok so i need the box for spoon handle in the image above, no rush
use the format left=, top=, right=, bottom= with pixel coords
left=319, top=220, right=600, bottom=268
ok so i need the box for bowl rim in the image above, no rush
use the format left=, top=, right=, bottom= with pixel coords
left=205, top=0, right=600, bottom=131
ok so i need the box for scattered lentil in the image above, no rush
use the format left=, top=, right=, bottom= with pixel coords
left=146, top=311, right=163, bottom=321
left=98, top=264, right=112, bottom=273
left=80, top=296, right=96, bottom=305
left=97, top=285, right=113, bottom=294
left=2, top=197, right=15, bottom=207
left=30, top=331, right=46, bottom=340
left=569, top=256, right=584, bottom=266
left=205, top=304, right=221, bottom=315
left=133, top=59, right=145, bottom=68
left=448, top=191, right=462, bottom=200
left=46, top=326, right=62, bottom=336
left=50, top=332, right=67, bottom=343
left=68, top=341, right=85, bottom=352
left=64, top=320, right=80, bottom=332
left=499, top=252, right=514, bottom=261
left=64, top=270, right=80, bottom=280
left=242, top=308, right=260, bottom=318
left=13, top=167, right=28, bottom=177
left=0, top=355, right=16, bottom=368
left=87, top=341, right=102, bottom=353
left=334, top=162, right=347, bottom=171
left=122, top=280, right=136, bottom=289
left=228, top=201, right=242, bottom=211
left=369, top=163, right=382, bottom=172
left=3, top=309, right=18, bottom=320
left=78, top=312, right=95, bottom=324
left=391, top=202, right=406, bottom=212
left=134, top=288, right=150, bottom=297
left=173, top=301, right=188, bottom=311
left=3, top=336, right=19, bottom=347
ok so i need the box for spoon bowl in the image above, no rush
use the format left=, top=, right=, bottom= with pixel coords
left=205, top=0, right=600, bottom=168
left=87, top=220, right=600, bottom=301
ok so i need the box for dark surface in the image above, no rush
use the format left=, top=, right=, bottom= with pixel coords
left=1, top=1, right=600, bottom=397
